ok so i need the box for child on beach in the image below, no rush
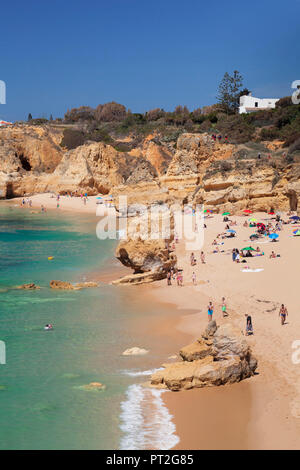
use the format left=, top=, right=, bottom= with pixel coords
left=222, top=297, right=228, bottom=317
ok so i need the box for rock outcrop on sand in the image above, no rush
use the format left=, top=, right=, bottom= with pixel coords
left=50, top=280, right=98, bottom=290
left=150, top=321, right=257, bottom=391
left=113, top=205, right=177, bottom=285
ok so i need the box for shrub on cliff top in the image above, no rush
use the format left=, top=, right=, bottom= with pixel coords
left=61, top=129, right=85, bottom=149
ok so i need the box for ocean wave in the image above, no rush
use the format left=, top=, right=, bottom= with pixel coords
left=121, top=368, right=163, bottom=377
left=119, top=384, right=179, bottom=450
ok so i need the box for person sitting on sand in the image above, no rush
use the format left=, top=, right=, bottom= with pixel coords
left=190, top=252, right=196, bottom=266
left=222, top=297, right=228, bottom=317
left=213, top=246, right=219, bottom=254
left=269, top=251, right=276, bottom=259
left=256, top=246, right=260, bottom=252
left=243, top=221, right=248, bottom=227
left=245, top=314, right=253, bottom=335
left=212, top=239, right=217, bottom=245
left=207, top=302, right=214, bottom=321
left=279, top=304, right=288, bottom=325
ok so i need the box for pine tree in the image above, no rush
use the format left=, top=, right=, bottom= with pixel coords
left=28, top=113, right=32, bottom=121
left=217, top=71, right=244, bottom=113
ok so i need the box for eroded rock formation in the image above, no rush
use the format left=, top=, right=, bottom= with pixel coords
left=150, top=321, right=257, bottom=391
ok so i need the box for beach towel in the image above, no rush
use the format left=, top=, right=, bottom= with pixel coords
left=241, top=268, right=264, bottom=273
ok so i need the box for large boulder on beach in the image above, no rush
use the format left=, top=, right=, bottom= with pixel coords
left=151, top=322, right=257, bottom=391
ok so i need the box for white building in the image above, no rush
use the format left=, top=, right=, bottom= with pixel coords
left=239, top=94, right=279, bottom=114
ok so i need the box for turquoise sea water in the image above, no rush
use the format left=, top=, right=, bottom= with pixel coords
left=0, top=206, right=178, bottom=450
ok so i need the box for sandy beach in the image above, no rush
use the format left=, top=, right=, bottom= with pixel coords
left=7, top=194, right=300, bottom=449
left=150, top=211, right=300, bottom=449
left=8, top=193, right=107, bottom=214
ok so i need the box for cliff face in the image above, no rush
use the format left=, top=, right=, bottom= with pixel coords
left=1, top=125, right=300, bottom=282
left=1, top=125, right=297, bottom=213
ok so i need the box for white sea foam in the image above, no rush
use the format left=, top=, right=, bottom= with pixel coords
left=121, top=368, right=163, bottom=377
left=119, top=384, right=179, bottom=450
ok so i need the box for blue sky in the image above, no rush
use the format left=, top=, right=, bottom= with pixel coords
left=0, top=0, right=299, bottom=121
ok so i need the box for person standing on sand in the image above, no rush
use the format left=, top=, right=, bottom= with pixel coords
left=245, top=314, right=253, bottom=335
left=192, top=272, right=196, bottom=285
left=222, top=297, right=228, bottom=317
left=167, top=271, right=172, bottom=286
left=207, top=302, right=214, bottom=321
left=200, top=251, right=205, bottom=264
left=279, top=304, right=288, bottom=325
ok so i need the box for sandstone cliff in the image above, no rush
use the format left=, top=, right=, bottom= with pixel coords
left=1, top=124, right=299, bottom=282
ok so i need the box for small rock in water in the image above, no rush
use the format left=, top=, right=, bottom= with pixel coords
left=17, top=283, right=40, bottom=290
left=79, top=382, right=106, bottom=391
left=122, top=347, right=149, bottom=356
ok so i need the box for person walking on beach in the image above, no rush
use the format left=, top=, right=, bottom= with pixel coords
left=200, top=251, right=205, bottom=264
left=279, top=304, right=288, bottom=325
left=167, top=271, right=172, bottom=286
left=192, top=272, right=196, bottom=285
left=207, top=301, right=214, bottom=321
left=222, top=297, right=228, bottom=317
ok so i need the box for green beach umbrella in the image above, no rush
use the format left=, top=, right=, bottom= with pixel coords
left=222, top=212, right=230, bottom=216
left=249, top=218, right=257, bottom=222
left=242, top=246, right=255, bottom=251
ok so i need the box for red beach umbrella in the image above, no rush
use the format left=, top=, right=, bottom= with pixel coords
left=243, top=209, right=252, bottom=213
